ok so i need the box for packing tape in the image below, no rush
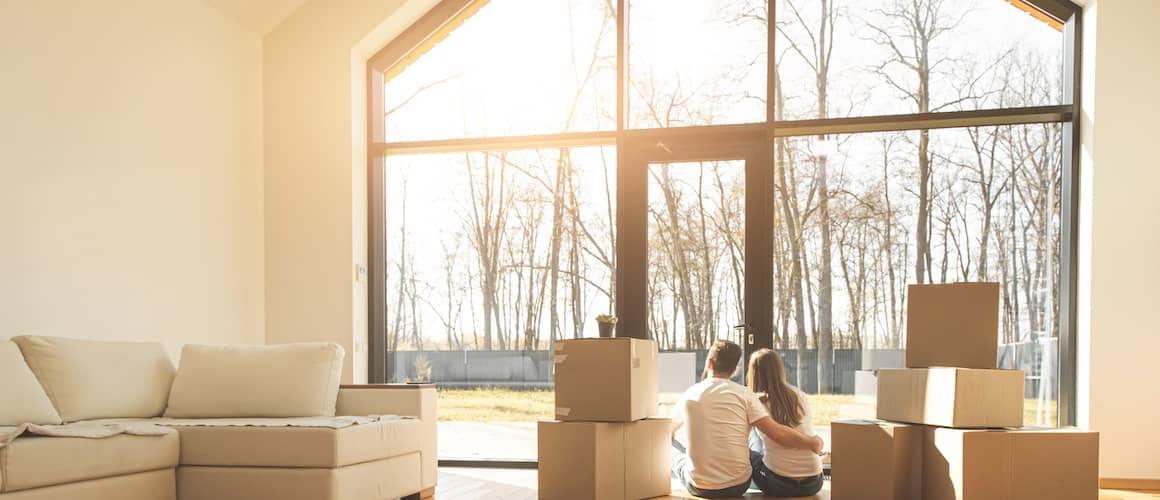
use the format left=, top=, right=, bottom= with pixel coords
left=556, top=407, right=571, bottom=417
left=632, top=358, right=641, bottom=369
left=554, top=354, right=568, bottom=364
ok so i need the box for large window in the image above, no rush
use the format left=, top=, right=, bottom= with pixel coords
left=772, top=124, right=1063, bottom=426
left=369, top=0, right=1081, bottom=461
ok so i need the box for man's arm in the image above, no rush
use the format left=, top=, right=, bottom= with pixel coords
left=753, top=416, right=823, bottom=453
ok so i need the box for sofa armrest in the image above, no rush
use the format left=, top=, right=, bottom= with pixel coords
left=336, top=384, right=437, bottom=491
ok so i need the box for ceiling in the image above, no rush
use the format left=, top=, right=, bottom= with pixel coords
left=203, top=0, right=310, bottom=34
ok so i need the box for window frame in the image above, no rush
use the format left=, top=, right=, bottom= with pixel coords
left=366, top=0, right=1083, bottom=427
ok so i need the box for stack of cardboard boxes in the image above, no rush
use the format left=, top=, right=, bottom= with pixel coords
left=538, top=338, right=671, bottom=500
left=832, top=283, right=1099, bottom=500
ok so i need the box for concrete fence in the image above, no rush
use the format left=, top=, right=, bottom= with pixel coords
left=389, top=340, right=1056, bottom=399
left=388, top=348, right=878, bottom=393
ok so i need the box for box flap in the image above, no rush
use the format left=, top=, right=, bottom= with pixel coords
left=1007, top=431, right=1099, bottom=500
left=629, top=340, right=660, bottom=420
left=622, top=419, right=672, bottom=500
left=951, top=368, right=1024, bottom=428
left=833, top=420, right=922, bottom=500
left=593, top=424, right=626, bottom=500
left=538, top=421, right=598, bottom=499
left=554, top=339, right=634, bottom=421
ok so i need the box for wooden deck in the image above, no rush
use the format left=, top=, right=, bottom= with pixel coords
left=437, top=467, right=1160, bottom=500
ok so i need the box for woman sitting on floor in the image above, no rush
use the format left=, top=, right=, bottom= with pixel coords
left=745, top=348, right=825, bottom=498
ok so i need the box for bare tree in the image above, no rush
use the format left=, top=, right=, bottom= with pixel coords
left=865, top=0, right=968, bottom=285
left=463, top=152, right=513, bottom=350
left=778, top=0, right=840, bottom=392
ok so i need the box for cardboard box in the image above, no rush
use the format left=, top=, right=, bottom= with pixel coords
left=831, top=420, right=923, bottom=500
left=922, top=427, right=1099, bottom=500
left=877, top=368, right=1023, bottom=428
left=906, top=283, right=999, bottom=369
left=554, top=338, right=658, bottom=422
left=538, top=419, right=672, bottom=500
left=876, top=368, right=1025, bottom=431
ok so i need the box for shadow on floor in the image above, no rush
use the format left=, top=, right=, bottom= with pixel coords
left=669, top=485, right=828, bottom=500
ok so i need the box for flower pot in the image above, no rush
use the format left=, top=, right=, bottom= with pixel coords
left=598, top=322, right=615, bottom=338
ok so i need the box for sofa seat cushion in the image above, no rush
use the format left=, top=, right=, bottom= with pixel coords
left=0, top=469, right=175, bottom=500
left=173, top=418, right=423, bottom=468
left=177, top=454, right=422, bottom=500
left=0, top=432, right=179, bottom=493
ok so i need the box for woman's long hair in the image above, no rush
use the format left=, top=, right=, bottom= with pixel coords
left=746, top=348, right=804, bottom=428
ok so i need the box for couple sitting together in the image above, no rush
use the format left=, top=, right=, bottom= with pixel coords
left=670, top=340, right=825, bottom=498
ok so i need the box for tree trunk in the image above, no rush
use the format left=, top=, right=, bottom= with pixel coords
left=546, top=154, right=567, bottom=344
left=881, top=137, right=902, bottom=348
left=817, top=152, right=834, bottom=393
left=915, top=128, right=932, bottom=285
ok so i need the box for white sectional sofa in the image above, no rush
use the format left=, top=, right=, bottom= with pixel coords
left=0, top=336, right=436, bottom=500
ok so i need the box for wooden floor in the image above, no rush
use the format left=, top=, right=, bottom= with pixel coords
left=437, top=467, right=1160, bottom=500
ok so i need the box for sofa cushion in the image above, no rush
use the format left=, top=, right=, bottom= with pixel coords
left=164, top=343, right=344, bottom=418
left=177, top=454, right=421, bottom=500
left=0, top=342, right=61, bottom=426
left=172, top=418, right=422, bottom=468
left=11, top=336, right=176, bottom=422
left=0, top=432, right=179, bottom=493
left=0, top=469, right=175, bottom=500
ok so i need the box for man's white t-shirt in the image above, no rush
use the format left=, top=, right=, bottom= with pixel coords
left=757, top=386, right=823, bottom=478
left=671, top=377, right=769, bottom=490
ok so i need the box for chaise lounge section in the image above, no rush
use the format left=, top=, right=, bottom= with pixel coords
left=0, top=336, right=436, bottom=500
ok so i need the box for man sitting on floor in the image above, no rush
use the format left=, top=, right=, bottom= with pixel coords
left=670, top=340, right=824, bottom=498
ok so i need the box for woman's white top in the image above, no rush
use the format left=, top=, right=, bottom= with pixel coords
left=758, top=386, right=823, bottom=478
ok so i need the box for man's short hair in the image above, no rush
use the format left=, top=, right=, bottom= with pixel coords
left=708, top=339, right=742, bottom=376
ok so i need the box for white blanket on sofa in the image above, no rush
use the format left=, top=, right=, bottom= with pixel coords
left=149, top=415, right=410, bottom=429
left=0, top=415, right=412, bottom=448
left=0, top=421, right=174, bottom=449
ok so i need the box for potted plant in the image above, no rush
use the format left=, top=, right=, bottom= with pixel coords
left=596, top=314, right=618, bottom=338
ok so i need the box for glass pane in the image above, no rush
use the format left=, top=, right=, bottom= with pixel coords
left=647, top=160, right=746, bottom=414
left=646, top=161, right=747, bottom=347
left=383, top=146, right=616, bottom=460
left=774, top=0, right=1064, bottom=121
left=773, top=124, right=1062, bottom=431
left=629, top=0, right=767, bottom=127
left=384, top=0, right=615, bottom=141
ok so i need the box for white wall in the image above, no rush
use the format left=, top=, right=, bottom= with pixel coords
left=263, top=0, right=437, bottom=383
left=1078, top=0, right=1160, bottom=482
left=0, top=0, right=265, bottom=356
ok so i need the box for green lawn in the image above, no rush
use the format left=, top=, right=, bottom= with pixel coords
left=437, top=388, right=1057, bottom=428
left=438, top=388, right=555, bottom=422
